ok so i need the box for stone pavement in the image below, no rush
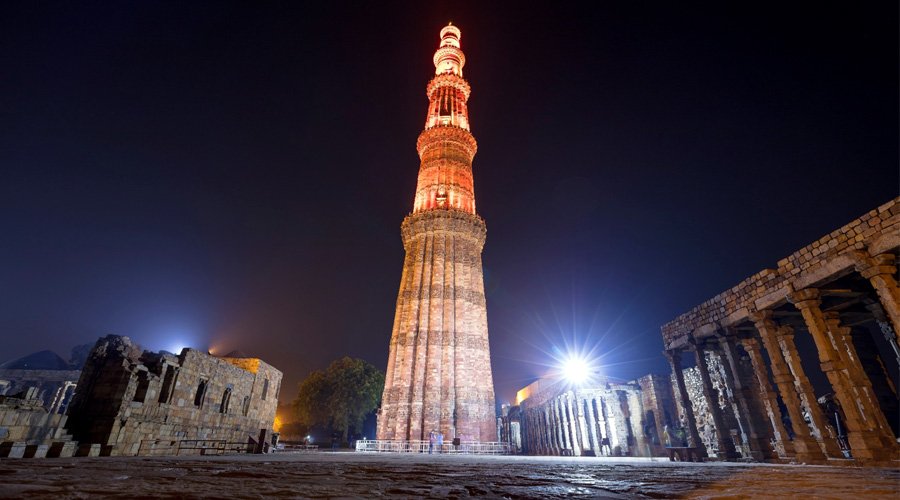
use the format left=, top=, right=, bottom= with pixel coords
left=0, top=452, right=897, bottom=498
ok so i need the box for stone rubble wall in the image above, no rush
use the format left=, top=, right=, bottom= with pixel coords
left=662, top=197, right=900, bottom=349
left=66, top=335, right=282, bottom=456
left=0, top=368, right=81, bottom=413
left=0, top=396, right=77, bottom=458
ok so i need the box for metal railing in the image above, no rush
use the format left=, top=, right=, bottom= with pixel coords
left=354, top=439, right=511, bottom=455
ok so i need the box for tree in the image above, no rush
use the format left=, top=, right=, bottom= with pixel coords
left=292, top=357, right=384, bottom=444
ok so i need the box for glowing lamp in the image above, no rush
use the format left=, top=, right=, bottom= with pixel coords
left=561, top=356, right=591, bottom=385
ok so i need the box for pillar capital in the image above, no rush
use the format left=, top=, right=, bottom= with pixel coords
left=749, top=309, right=777, bottom=331
left=774, top=325, right=794, bottom=338
left=822, top=311, right=844, bottom=325
left=853, top=251, right=897, bottom=280
left=853, top=251, right=900, bottom=346
left=738, top=337, right=760, bottom=352
left=788, top=288, right=821, bottom=308
left=663, top=349, right=682, bottom=365
left=714, top=327, right=739, bottom=343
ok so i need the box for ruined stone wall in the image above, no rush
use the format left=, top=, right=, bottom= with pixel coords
left=662, top=198, right=900, bottom=349
left=66, top=335, right=282, bottom=456
left=0, top=397, right=72, bottom=443
left=0, top=369, right=81, bottom=414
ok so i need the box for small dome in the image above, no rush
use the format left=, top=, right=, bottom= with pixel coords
left=0, top=350, right=73, bottom=370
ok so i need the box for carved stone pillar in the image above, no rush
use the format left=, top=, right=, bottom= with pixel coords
left=790, top=288, right=895, bottom=461
left=536, top=409, right=544, bottom=454
left=717, top=331, right=776, bottom=460
left=855, top=252, right=900, bottom=343
left=739, top=336, right=794, bottom=457
left=864, top=300, right=900, bottom=371
left=596, top=396, right=610, bottom=455
left=546, top=406, right=559, bottom=455
left=565, top=393, right=582, bottom=456
left=540, top=403, right=556, bottom=455
left=774, top=324, right=845, bottom=458
left=822, top=312, right=897, bottom=448
left=584, top=396, right=600, bottom=455
left=552, top=401, right=565, bottom=454
left=691, top=339, right=739, bottom=460
left=665, top=349, right=707, bottom=458
left=556, top=397, right=570, bottom=453
left=750, top=311, right=826, bottom=461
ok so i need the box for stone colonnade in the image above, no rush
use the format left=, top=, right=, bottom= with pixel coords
left=517, top=385, right=650, bottom=457
left=662, top=198, right=900, bottom=464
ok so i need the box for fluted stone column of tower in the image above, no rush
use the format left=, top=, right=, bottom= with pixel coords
left=377, top=24, right=496, bottom=442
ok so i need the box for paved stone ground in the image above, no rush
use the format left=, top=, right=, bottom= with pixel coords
left=0, top=452, right=898, bottom=498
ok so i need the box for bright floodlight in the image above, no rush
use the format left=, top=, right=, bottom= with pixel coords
left=562, top=356, right=590, bottom=384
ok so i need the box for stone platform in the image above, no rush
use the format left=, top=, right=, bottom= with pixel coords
left=0, top=452, right=897, bottom=498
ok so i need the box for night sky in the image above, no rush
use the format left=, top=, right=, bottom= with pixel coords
left=2, top=2, right=897, bottom=404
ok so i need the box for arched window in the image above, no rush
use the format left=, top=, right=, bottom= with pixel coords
left=194, top=379, right=208, bottom=408
left=220, top=386, right=233, bottom=414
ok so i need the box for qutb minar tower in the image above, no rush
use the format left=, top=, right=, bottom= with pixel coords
left=377, top=24, right=496, bottom=442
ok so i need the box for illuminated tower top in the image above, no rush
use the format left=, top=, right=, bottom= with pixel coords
left=434, top=24, right=465, bottom=76
left=414, top=23, right=478, bottom=214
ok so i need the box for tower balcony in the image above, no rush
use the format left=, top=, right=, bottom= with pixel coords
left=416, top=126, right=478, bottom=161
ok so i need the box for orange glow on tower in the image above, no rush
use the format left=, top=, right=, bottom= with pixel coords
left=413, top=23, right=477, bottom=214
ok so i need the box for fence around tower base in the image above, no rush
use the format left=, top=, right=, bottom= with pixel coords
left=354, top=439, right=511, bottom=455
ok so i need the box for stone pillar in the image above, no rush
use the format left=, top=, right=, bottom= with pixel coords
left=717, top=332, right=776, bottom=460
left=864, top=301, right=900, bottom=369
left=750, top=311, right=826, bottom=461
left=576, top=395, right=589, bottom=454
left=855, top=252, right=900, bottom=343
left=739, top=336, right=794, bottom=458
left=564, top=393, right=582, bottom=456
left=556, top=396, right=574, bottom=452
left=596, top=397, right=610, bottom=455
left=542, top=412, right=549, bottom=455
left=790, top=288, right=896, bottom=461
left=584, top=396, right=600, bottom=455
left=775, top=323, right=844, bottom=458
left=665, top=349, right=707, bottom=458
left=691, top=339, right=739, bottom=460
left=553, top=399, right=567, bottom=453
left=823, top=312, right=895, bottom=441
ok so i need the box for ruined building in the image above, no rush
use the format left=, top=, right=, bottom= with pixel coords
left=0, top=348, right=87, bottom=414
left=662, top=198, right=900, bottom=464
left=378, top=24, right=496, bottom=442
left=65, top=335, right=282, bottom=456
left=499, top=375, right=677, bottom=457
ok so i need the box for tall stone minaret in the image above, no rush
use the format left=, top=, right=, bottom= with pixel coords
left=377, top=24, right=496, bottom=442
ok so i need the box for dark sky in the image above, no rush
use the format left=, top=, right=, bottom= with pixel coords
left=2, top=1, right=897, bottom=404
